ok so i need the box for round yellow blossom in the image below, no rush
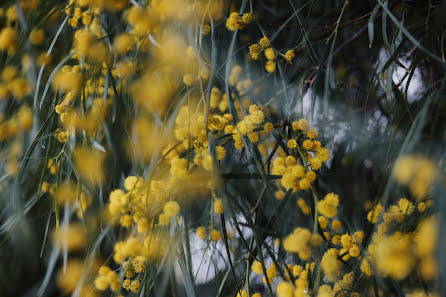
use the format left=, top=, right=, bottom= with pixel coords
left=332, top=235, right=341, bottom=245
left=415, top=217, right=437, bottom=257
left=331, top=220, right=341, bottom=230
left=340, top=271, right=355, bottom=290
left=242, top=13, right=253, bottom=24
left=113, top=33, right=135, bottom=55
left=202, top=154, right=214, bottom=171
left=37, top=53, right=52, bottom=66
left=56, top=259, right=84, bottom=293
left=51, top=223, right=86, bottom=251
left=98, top=267, right=111, bottom=278
left=323, top=232, right=330, bottom=241
left=1, top=66, right=16, bottom=81
left=122, top=279, right=131, bottom=290
left=287, top=139, right=297, bottom=149
left=281, top=173, right=297, bottom=191
left=276, top=282, right=294, bottom=297
left=317, top=285, right=332, bottom=297
left=265, top=60, right=276, bottom=73
left=6, top=6, right=17, bottom=22
left=196, top=226, right=206, bottom=240
left=237, top=290, right=248, bottom=297
left=393, top=155, right=423, bottom=184
left=81, top=11, right=92, bottom=26
left=297, top=198, right=311, bottom=215
left=259, top=36, right=270, bottom=48
left=202, top=24, right=211, bottom=35
left=234, top=139, right=244, bottom=149
left=305, top=171, right=317, bottom=182
left=200, top=67, right=210, bottom=79
left=360, top=258, right=373, bottom=276
left=210, top=229, right=221, bottom=242
left=29, top=29, right=45, bottom=45
left=291, top=121, right=299, bottom=131
left=0, top=27, right=18, bottom=53
left=249, top=51, right=260, bottom=61
left=302, top=140, right=313, bottom=150
left=374, top=233, right=414, bottom=279
left=341, top=248, right=351, bottom=262
left=94, top=275, right=109, bottom=291
left=210, top=87, right=221, bottom=108
left=283, top=227, right=312, bottom=260
left=137, top=218, right=149, bottom=232
left=132, top=257, right=146, bottom=273
left=41, top=181, right=50, bottom=193
left=349, top=245, right=360, bottom=257
left=285, top=50, right=295, bottom=62
left=310, top=157, right=322, bottom=170
left=340, top=234, right=353, bottom=249
left=248, top=132, right=259, bottom=143
left=216, top=146, right=226, bottom=160
left=226, top=12, right=245, bottom=31
left=312, top=141, right=322, bottom=151
left=275, top=190, right=286, bottom=200
left=397, top=198, right=414, bottom=215
left=120, top=214, right=132, bottom=227
left=417, top=202, right=426, bottom=212
left=158, top=213, right=171, bottom=225
left=264, top=47, right=275, bottom=60
left=320, top=248, right=341, bottom=281
left=252, top=261, right=263, bottom=274
left=224, top=124, right=234, bottom=134
left=292, top=265, right=302, bottom=277
left=393, top=155, right=436, bottom=199
left=116, top=60, right=136, bottom=77
left=55, top=130, right=69, bottom=143
left=124, top=176, right=144, bottom=191
left=316, top=148, right=330, bottom=162
left=285, top=156, right=297, bottom=166
left=299, top=178, right=311, bottom=190
left=52, top=68, right=83, bottom=93
left=130, top=279, right=140, bottom=293
left=297, top=119, right=309, bottom=131
left=318, top=216, right=329, bottom=229
left=214, top=198, right=224, bottom=214
left=317, top=193, right=339, bottom=218
left=367, top=204, right=383, bottom=223
left=249, top=44, right=261, bottom=60
left=420, top=256, right=437, bottom=280
left=183, top=74, right=194, bottom=85
left=292, top=165, right=305, bottom=178
left=163, top=201, right=180, bottom=217
left=266, top=263, right=277, bottom=278
left=306, top=128, right=318, bottom=139
left=263, top=122, right=274, bottom=133
left=353, top=231, right=364, bottom=244
left=249, top=107, right=265, bottom=123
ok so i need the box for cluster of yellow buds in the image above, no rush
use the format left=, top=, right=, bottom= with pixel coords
left=226, top=12, right=253, bottom=31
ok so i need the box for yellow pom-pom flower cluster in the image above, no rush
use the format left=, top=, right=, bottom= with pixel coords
left=1, top=2, right=442, bottom=297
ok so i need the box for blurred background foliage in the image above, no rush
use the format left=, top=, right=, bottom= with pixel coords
left=1, top=0, right=446, bottom=297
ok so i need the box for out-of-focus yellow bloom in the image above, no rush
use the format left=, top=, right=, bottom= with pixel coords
left=73, top=146, right=106, bottom=185
left=393, top=155, right=437, bottom=199
left=51, top=223, right=86, bottom=251
left=0, top=27, right=18, bottom=53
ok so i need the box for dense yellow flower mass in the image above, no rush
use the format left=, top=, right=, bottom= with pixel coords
left=0, top=1, right=442, bottom=297
left=393, top=155, right=437, bottom=199
left=317, top=192, right=339, bottom=218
